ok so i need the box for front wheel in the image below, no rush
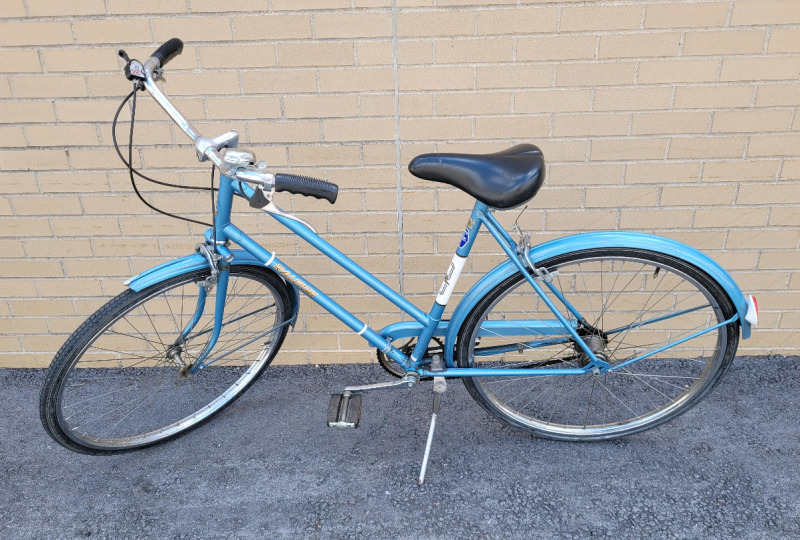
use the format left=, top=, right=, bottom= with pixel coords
left=455, top=248, right=739, bottom=441
left=40, top=265, right=293, bottom=454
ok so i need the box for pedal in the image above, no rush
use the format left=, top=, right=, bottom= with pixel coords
left=327, top=392, right=362, bottom=429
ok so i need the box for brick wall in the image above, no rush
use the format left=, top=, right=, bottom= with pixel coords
left=1, top=0, right=798, bottom=367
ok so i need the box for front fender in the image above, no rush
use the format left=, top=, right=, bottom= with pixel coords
left=444, top=232, right=750, bottom=367
left=124, top=250, right=301, bottom=326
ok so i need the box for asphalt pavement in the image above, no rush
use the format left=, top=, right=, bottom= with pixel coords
left=2, top=355, right=799, bottom=539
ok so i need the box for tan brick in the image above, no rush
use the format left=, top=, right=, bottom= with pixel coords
left=720, top=57, right=800, bottom=83
left=693, top=207, right=768, bottom=228
left=68, top=148, right=138, bottom=170
left=284, top=95, right=358, bottom=119
left=64, top=258, right=131, bottom=278
left=278, top=42, right=354, bottom=68
left=0, top=149, right=68, bottom=171
left=637, top=59, right=719, bottom=84
left=0, top=125, right=25, bottom=147
left=357, top=42, right=393, bottom=66
left=748, top=134, right=800, bottom=158
left=205, top=96, right=280, bottom=120
left=398, top=11, right=474, bottom=37
left=315, top=12, right=393, bottom=39
left=584, top=186, right=660, bottom=208
left=397, top=40, right=434, bottom=65
left=25, top=125, right=100, bottom=147
left=756, top=84, right=800, bottom=107
left=289, top=145, right=362, bottom=167
left=41, top=48, right=122, bottom=74
left=738, top=182, right=800, bottom=204
left=0, top=49, right=42, bottom=74
left=758, top=251, right=800, bottom=270
left=475, top=116, right=550, bottom=139
left=272, top=0, right=349, bottom=10
left=13, top=195, right=83, bottom=216
left=25, top=239, right=93, bottom=258
left=320, top=68, right=394, bottom=92
left=324, top=118, right=395, bottom=142
left=242, top=69, right=317, bottom=94
left=780, top=312, right=800, bottom=330
left=599, top=32, right=681, bottom=59
left=0, top=173, right=38, bottom=194
left=515, top=89, right=591, bottom=114
left=0, top=318, right=50, bottom=335
left=0, top=20, right=74, bottom=46
left=684, top=29, right=767, bottom=56
left=546, top=210, right=618, bottom=231
left=674, top=85, right=755, bottom=109
left=51, top=217, right=122, bottom=237
left=0, top=278, right=38, bottom=297
left=561, top=5, right=643, bottom=31
left=0, top=0, right=25, bottom=17
left=770, top=207, right=800, bottom=227
left=712, top=110, right=792, bottom=134
left=12, top=75, right=87, bottom=99
left=0, top=77, right=11, bottom=98
left=516, top=35, right=596, bottom=62
left=163, top=72, right=241, bottom=96
left=477, top=7, right=558, bottom=35
left=73, top=19, right=154, bottom=45
left=553, top=114, right=629, bottom=137
left=668, top=137, right=746, bottom=159
left=400, top=66, right=474, bottom=91
left=660, top=185, right=735, bottom=206
left=436, top=37, right=513, bottom=64
left=437, top=92, right=511, bottom=116
left=97, top=122, right=175, bottom=146
left=728, top=229, right=799, bottom=250
left=620, top=209, right=693, bottom=230
left=548, top=164, right=624, bottom=186
left=356, top=94, right=393, bottom=117
left=399, top=118, right=472, bottom=141
left=631, top=112, right=710, bottom=135
left=731, top=0, right=800, bottom=26
left=0, top=216, right=53, bottom=237
left=0, top=260, right=63, bottom=278
left=594, top=87, right=672, bottom=112
left=249, top=121, right=320, bottom=143
left=688, top=150, right=771, bottom=184
left=152, top=17, right=233, bottom=42
left=198, top=44, right=275, bottom=69
left=363, top=144, right=395, bottom=165
left=625, top=162, right=701, bottom=184
left=590, top=138, right=668, bottom=161
left=233, top=14, right=312, bottom=40
left=39, top=172, right=110, bottom=193
left=0, top=240, right=24, bottom=258
left=0, top=197, right=10, bottom=215
left=645, top=2, right=730, bottom=29
left=108, top=0, right=185, bottom=13
left=556, top=62, right=635, bottom=87
left=0, top=337, right=21, bottom=353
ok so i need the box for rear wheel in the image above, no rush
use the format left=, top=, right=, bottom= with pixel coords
left=40, top=266, right=292, bottom=454
left=455, top=248, right=739, bottom=441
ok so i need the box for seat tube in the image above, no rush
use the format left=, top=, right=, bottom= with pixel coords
left=410, top=202, right=486, bottom=365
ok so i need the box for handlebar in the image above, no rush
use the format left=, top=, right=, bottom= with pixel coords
left=132, top=38, right=338, bottom=204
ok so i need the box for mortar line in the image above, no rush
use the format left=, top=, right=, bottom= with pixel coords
left=392, top=0, right=405, bottom=301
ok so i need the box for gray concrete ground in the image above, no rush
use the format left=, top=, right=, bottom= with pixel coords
left=2, top=355, right=799, bottom=539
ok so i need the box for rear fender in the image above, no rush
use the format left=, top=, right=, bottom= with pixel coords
left=125, top=250, right=300, bottom=326
left=444, top=232, right=751, bottom=367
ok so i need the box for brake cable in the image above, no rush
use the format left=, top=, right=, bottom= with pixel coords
left=112, top=81, right=214, bottom=228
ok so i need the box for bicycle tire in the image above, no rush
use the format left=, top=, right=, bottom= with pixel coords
left=40, top=265, right=293, bottom=454
left=455, top=248, right=739, bottom=441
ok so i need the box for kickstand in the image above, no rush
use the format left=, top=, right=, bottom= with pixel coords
left=419, top=355, right=446, bottom=486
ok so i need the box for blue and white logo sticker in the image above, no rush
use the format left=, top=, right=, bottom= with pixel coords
left=458, top=228, right=470, bottom=248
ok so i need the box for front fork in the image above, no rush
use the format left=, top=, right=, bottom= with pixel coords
left=166, top=238, right=233, bottom=375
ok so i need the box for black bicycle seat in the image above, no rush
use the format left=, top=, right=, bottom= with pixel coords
left=408, top=144, right=545, bottom=209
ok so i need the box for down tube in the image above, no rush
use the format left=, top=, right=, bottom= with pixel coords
left=222, top=223, right=408, bottom=366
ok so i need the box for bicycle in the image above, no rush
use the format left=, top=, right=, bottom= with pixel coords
left=40, top=39, right=759, bottom=484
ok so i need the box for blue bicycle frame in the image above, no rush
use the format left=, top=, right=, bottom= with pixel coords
left=126, top=172, right=751, bottom=378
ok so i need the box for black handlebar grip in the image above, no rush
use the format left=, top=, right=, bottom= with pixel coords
left=151, top=38, right=184, bottom=68
left=274, top=173, right=338, bottom=204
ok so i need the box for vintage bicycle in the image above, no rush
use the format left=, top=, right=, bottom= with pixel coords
left=40, top=39, right=759, bottom=483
